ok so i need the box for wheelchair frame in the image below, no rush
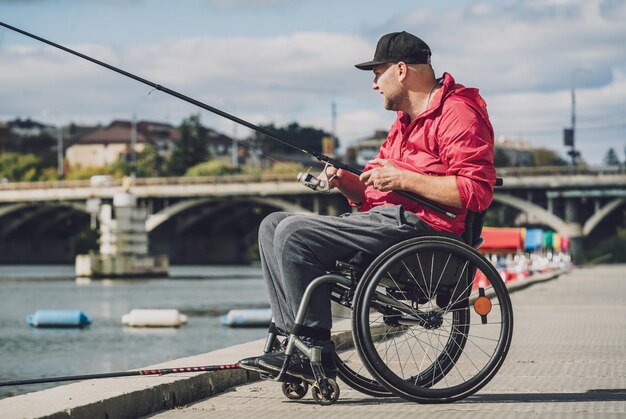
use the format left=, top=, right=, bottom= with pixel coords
left=256, top=211, right=514, bottom=406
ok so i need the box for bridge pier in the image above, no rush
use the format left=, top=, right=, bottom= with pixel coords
left=563, top=199, right=585, bottom=263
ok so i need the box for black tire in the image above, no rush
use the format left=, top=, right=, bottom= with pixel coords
left=311, top=378, right=340, bottom=406
left=352, top=236, right=513, bottom=403
left=282, top=381, right=309, bottom=399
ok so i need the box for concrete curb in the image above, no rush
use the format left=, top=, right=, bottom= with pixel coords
left=0, top=339, right=265, bottom=419
left=0, top=268, right=571, bottom=419
left=505, top=268, right=571, bottom=294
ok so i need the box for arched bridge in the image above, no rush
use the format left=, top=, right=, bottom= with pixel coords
left=0, top=166, right=624, bottom=263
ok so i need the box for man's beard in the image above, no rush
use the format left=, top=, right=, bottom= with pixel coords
left=383, top=91, right=405, bottom=112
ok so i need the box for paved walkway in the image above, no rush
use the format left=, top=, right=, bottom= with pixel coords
left=149, top=265, right=626, bottom=418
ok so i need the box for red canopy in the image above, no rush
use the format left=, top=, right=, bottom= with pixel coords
left=480, top=227, right=524, bottom=251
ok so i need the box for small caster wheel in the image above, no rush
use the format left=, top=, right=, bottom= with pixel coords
left=282, top=381, right=309, bottom=400
left=311, top=378, right=340, bottom=406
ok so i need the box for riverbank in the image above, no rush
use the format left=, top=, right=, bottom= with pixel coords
left=0, top=268, right=576, bottom=419
left=155, top=264, right=626, bottom=419
left=0, top=265, right=269, bottom=400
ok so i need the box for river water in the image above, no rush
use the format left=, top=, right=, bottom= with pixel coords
left=0, top=265, right=269, bottom=399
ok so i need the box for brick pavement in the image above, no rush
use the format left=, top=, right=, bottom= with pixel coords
left=149, top=265, right=626, bottom=418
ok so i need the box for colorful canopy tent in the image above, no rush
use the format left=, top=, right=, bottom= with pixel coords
left=560, top=236, right=570, bottom=253
left=480, top=227, right=525, bottom=252
left=543, top=231, right=554, bottom=249
left=524, top=229, right=544, bottom=251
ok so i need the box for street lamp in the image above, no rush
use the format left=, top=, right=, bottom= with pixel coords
left=564, top=68, right=590, bottom=166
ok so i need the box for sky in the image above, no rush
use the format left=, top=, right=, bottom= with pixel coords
left=1, top=0, right=625, bottom=164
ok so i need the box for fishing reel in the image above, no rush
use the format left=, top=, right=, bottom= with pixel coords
left=297, top=163, right=337, bottom=193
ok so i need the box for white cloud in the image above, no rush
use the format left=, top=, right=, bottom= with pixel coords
left=379, top=0, right=626, bottom=163
left=210, top=0, right=289, bottom=8
left=1, top=0, right=624, bottom=163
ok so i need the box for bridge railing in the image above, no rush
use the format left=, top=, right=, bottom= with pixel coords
left=496, top=165, right=625, bottom=177
left=1, top=165, right=624, bottom=191
left=0, top=174, right=298, bottom=190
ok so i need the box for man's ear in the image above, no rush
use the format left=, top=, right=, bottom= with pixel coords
left=396, top=61, right=409, bottom=82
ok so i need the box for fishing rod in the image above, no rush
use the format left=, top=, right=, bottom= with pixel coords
left=0, top=21, right=454, bottom=218
left=0, top=363, right=240, bottom=387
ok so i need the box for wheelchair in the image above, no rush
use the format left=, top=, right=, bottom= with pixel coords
left=254, top=210, right=514, bottom=406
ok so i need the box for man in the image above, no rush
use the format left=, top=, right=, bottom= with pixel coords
left=239, top=31, right=496, bottom=381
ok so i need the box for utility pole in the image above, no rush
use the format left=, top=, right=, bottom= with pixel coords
left=570, top=82, right=577, bottom=166
left=232, top=122, right=239, bottom=169
left=56, top=126, right=64, bottom=178
left=331, top=101, right=337, bottom=157
left=131, top=115, right=137, bottom=178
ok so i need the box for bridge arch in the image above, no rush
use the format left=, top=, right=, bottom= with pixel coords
left=146, top=196, right=314, bottom=263
left=492, top=194, right=582, bottom=237
left=583, top=198, right=626, bottom=237
left=0, top=202, right=88, bottom=238
left=146, top=196, right=312, bottom=233
left=0, top=202, right=90, bottom=263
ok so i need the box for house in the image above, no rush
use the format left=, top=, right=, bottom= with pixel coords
left=7, top=117, right=56, bottom=138
left=495, top=137, right=535, bottom=167
left=205, top=128, right=236, bottom=160
left=66, top=120, right=178, bottom=168
left=353, top=130, right=388, bottom=168
left=0, top=118, right=59, bottom=163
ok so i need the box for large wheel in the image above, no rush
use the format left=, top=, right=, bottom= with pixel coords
left=352, top=235, right=513, bottom=403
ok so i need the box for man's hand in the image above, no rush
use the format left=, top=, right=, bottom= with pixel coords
left=324, top=166, right=367, bottom=204
left=359, top=159, right=404, bottom=191
left=360, top=158, right=463, bottom=208
left=325, top=166, right=343, bottom=190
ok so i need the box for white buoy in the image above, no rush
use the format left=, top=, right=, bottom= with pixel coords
left=121, top=309, right=187, bottom=327
left=219, top=308, right=272, bottom=328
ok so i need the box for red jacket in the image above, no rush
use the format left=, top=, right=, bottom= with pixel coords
left=356, top=72, right=496, bottom=235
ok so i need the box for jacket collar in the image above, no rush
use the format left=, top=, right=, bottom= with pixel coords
left=397, top=72, right=456, bottom=124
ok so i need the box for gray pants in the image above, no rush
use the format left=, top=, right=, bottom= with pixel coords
left=258, top=205, right=433, bottom=335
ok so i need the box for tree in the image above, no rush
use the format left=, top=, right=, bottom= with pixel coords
left=531, top=148, right=568, bottom=166
left=168, top=114, right=210, bottom=175
left=0, top=152, right=48, bottom=181
left=247, top=122, right=335, bottom=155
left=186, top=160, right=235, bottom=176
left=112, top=144, right=167, bottom=178
left=603, top=148, right=620, bottom=166
left=137, top=144, right=167, bottom=177
left=493, top=148, right=511, bottom=167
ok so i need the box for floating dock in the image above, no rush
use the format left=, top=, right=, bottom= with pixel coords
left=75, top=186, right=169, bottom=278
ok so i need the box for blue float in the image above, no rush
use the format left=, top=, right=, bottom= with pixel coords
left=220, top=308, right=272, bottom=328
left=26, top=310, right=92, bottom=328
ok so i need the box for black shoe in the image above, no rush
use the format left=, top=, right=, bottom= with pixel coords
left=256, top=345, right=337, bottom=383
left=238, top=337, right=287, bottom=373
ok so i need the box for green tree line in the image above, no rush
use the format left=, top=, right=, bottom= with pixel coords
left=2, top=114, right=623, bottom=182
left=1, top=115, right=320, bottom=182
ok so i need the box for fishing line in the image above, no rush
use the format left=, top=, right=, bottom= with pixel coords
left=0, top=20, right=454, bottom=217
left=0, top=364, right=240, bottom=387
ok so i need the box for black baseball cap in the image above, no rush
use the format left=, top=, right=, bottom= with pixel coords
left=355, top=31, right=431, bottom=71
